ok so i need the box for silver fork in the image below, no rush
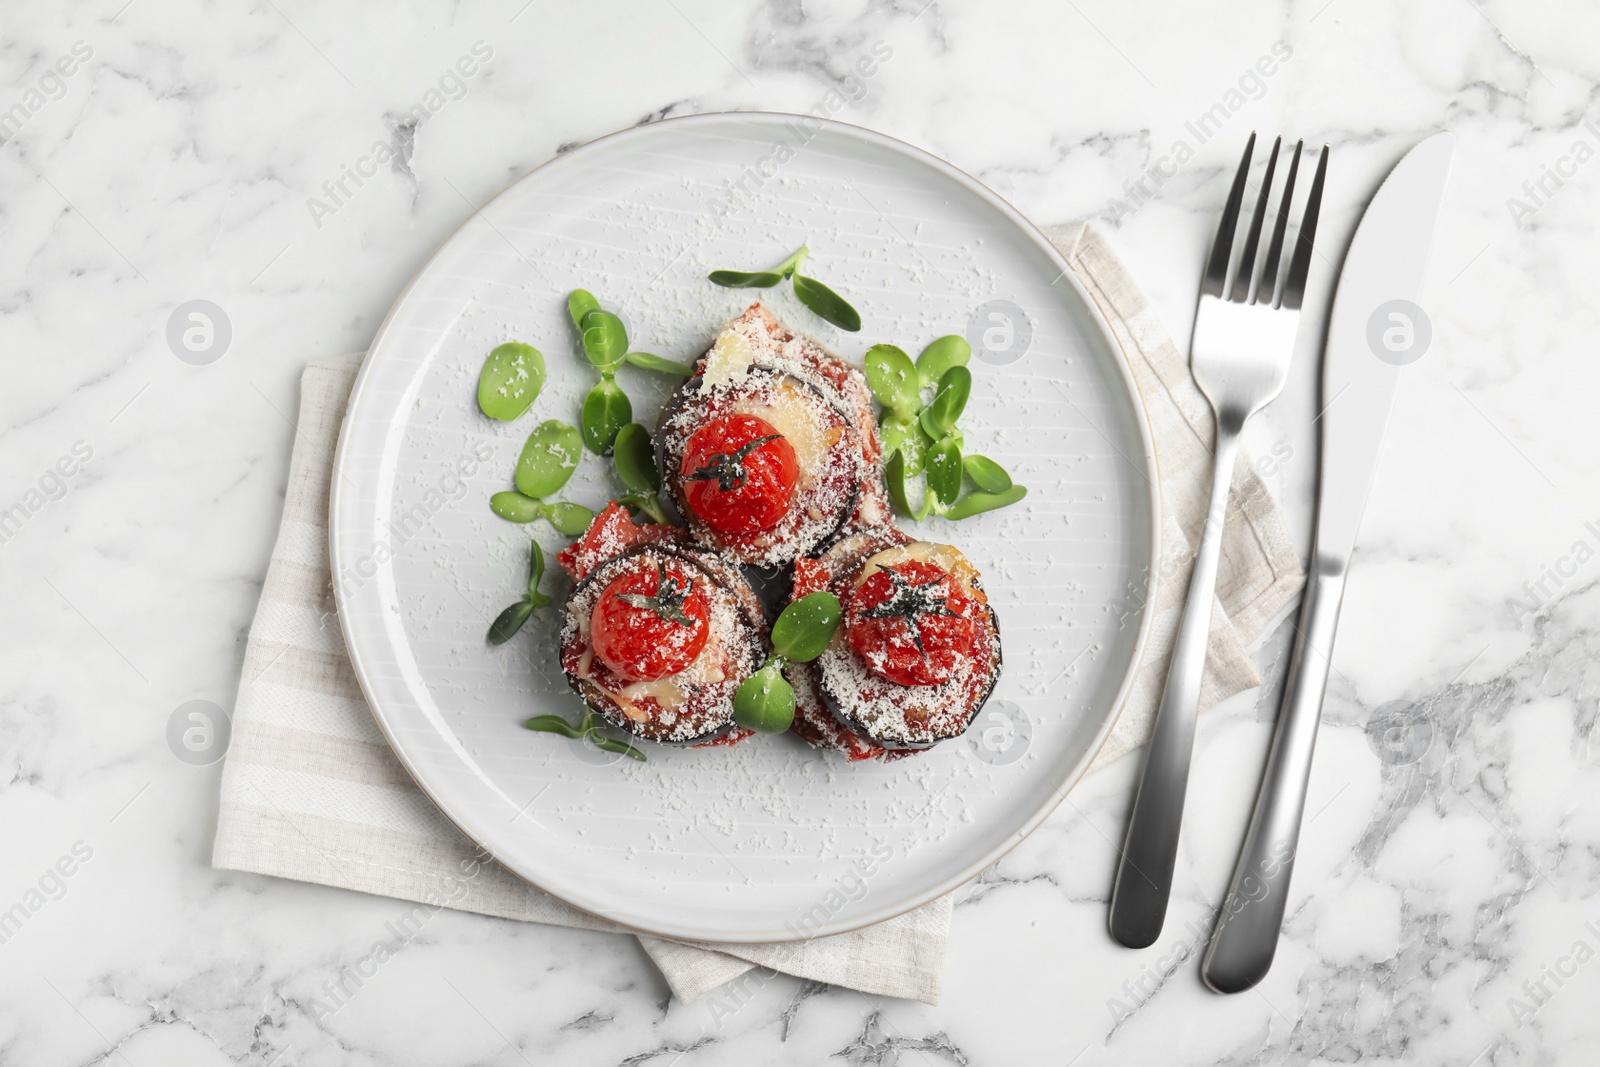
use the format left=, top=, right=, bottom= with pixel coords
left=1109, top=134, right=1328, bottom=949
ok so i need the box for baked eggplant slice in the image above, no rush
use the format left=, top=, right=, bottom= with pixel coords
left=787, top=659, right=914, bottom=762
left=790, top=529, right=1002, bottom=751
left=658, top=305, right=892, bottom=567
left=658, top=360, right=864, bottom=568
left=692, top=304, right=892, bottom=532
left=558, top=512, right=766, bottom=745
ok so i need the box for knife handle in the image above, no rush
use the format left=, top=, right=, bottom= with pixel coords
left=1108, top=427, right=1242, bottom=949
left=1200, top=552, right=1347, bottom=993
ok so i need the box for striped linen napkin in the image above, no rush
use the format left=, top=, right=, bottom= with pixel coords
left=211, top=220, right=1303, bottom=1005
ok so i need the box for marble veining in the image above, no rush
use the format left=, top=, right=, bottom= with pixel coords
left=1, top=0, right=1598, bottom=1062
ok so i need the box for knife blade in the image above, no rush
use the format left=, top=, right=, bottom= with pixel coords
left=1199, top=133, right=1456, bottom=994
left=1317, top=131, right=1456, bottom=561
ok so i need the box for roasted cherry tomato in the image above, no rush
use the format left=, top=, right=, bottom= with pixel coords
left=680, top=414, right=799, bottom=535
left=846, top=560, right=978, bottom=687
left=591, top=560, right=711, bottom=682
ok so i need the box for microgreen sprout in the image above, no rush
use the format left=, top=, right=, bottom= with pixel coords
left=477, top=341, right=546, bottom=421
left=709, top=244, right=861, bottom=332
left=732, top=591, right=843, bottom=733
left=491, top=419, right=595, bottom=534
left=487, top=540, right=555, bottom=645
left=569, top=290, right=694, bottom=454
left=611, top=422, right=668, bottom=524
left=623, top=351, right=693, bottom=376
left=523, top=707, right=647, bottom=762
left=866, top=334, right=1026, bottom=520
left=569, top=289, right=631, bottom=454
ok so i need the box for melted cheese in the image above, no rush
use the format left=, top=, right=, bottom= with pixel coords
left=699, top=328, right=755, bottom=392
left=731, top=376, right=837, bottom=471
left=854, top=541, right=979, bottom=593
left=614, top=677, right=687, bottom=717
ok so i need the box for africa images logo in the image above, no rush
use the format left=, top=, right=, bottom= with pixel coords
left=305, top=41, right=495, bottom=229
left=1101, top=41, right=1293, bottom=223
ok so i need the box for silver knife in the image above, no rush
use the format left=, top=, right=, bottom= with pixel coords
left=1200, top=132, right=1457, bottom=993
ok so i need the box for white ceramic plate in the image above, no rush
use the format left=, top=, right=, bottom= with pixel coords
left=330, top=112, right=1159, bottom=943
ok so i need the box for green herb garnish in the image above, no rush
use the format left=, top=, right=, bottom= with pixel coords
left=578, top=309, right=628, bottom=372
left=567, top=289, right=602, bottom=328
left=709, top=244, right=861, bottom=332
left=623, top=351, right=693, bottom=375
left=477, top=341, right=546, bottom=422
left=524, top=707, right=647, bottom=762
left=567, top=289, right=630, bottom=455
left=868, top=335, right=1026, bottom=520
left=491, top=419, right=595, bottom=534
left=611, top=422, right=668, bottom=524
left=488, top=540, right=554, bottom=644
left=961, top=454, right=1013, bottom=494
left=732, top=591, right=843, bottom=733
left=567, top=291, right=691, bottom=453
left=914, top=334, right=970, bottom=388
left=864, top=344, right=920, bottom=418
left=791, top=273, right=860, bottom=332
left=581, top=378, right=632, bottom=455
left=514, top=419, right=582, bottom=497
left=943, top=485, right=1028, bottom=520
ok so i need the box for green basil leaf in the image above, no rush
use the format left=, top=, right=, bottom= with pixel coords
left=522, top=713, right=583, bottom=737
left=732, top=662, right=796, bottom=733
left=543, top=501, right=596, bottom=536
left=927, top=437, right=964, bottom=506
left=791, top=273, right=861, bottom=332
left=963, top=454, right=1013, bottom=494
left=490, top=490, right=542, bottom=523
left=708, top=270, right=785, bottom=288
left=623, top=351, right=694, bottom=376
left=771, top=592, right=842, bottom=663
left=864, top=345, right=920, bottom=416
left=885, top=450, right=931, bottom=521
left=612, top=423, right=660, bottom=494
left=589, top=735, right=648, bottom=761
left=489, top=600, right=536, bottom=645
left=567, top=289, right=601, bottom=332
left=581, top=380, right=632, bottom=455
left=579, top=310, right=629, bottom=371
left=916, top=335, right=971, bottom=388
left=944, top=484, right=1028, bottom=520
left=920, top=365, right=972, bottom=438
left=477, top=342, right=546, bottom=421
left=514, top=419, right=583, bottom=498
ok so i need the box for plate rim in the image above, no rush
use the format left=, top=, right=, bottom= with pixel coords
left=329, top=110, right=1164, bottom=943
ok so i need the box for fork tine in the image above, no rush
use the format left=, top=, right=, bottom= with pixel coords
left=1200, top=132, right=1255, bottom=299
left=1229, top=136, right=1281, bottom=303
left=1256, top=140, right=1303, bottom=307
left=1281, top=145, right=1329, bottom=311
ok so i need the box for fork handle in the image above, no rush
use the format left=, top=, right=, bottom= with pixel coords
left=1109, top=420, right=1242, bottom=948
left=1200, top=553, right=1346, bottom=992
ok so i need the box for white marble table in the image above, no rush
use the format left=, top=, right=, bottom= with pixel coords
left=2, top=0, right=1596, bottom=1063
